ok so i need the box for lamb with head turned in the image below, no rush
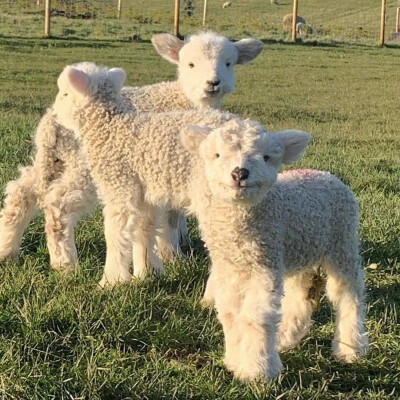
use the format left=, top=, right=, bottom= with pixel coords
left=52, top=62, right=368, bottom=380
left=0, top=31, right=264, bottom=274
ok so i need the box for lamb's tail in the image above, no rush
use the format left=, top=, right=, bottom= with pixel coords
left=0, top=166, right=40, bottom=260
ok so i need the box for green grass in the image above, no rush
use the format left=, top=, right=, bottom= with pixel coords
left=1, top=27, right=400, bottom=400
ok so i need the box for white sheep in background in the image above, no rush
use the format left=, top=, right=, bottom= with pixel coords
left=0, top=31, right=264, bottom=274
left=52, top=62, right=368, bottom=380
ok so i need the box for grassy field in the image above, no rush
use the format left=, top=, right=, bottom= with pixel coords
left=1, top=0, right=400, bottom=44
left=1, top=19, right=400, bottom=400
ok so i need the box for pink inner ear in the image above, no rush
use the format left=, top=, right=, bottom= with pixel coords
left=67, top=68, right=90, bottom=95
left=168, top=48, right=179, bottom=62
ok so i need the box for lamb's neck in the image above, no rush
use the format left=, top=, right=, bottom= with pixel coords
left=195, top=196, right=266, bottom=273
left=196, top=198, right=248, bottom=242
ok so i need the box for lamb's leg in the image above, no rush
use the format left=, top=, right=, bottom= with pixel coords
left=278, top=267, right=324, bottom=350
left=0, top=166, right=39, bottom=260
left=324, top=258, right=369, bottom=362
left=201, top=267, right=217, bottom=307
left=214, top=268, right=283, bottom=380
left=132, top=204, right=165, bottom=279
left=156, top=208, right=184, bottom=261
left=44, top=175, right=97, bottom=272
left=98, top=204, right=136, bottom=287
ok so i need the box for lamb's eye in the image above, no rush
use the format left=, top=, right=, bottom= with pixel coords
left=215, top=153, right=220, bottom=158
left=226, top=62, right=231, bottom=67
left=263, top=155, right=269, bottom=162
left=63, top=93, right=68, bottom=97
left=189, top=62, right=195, bottom=68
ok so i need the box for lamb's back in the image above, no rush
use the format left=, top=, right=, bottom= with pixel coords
left=252, top=170, right=358, bottom=272
left=121, top=81, right=193, bottom=113
left=123, top=108, right=234, bottom=206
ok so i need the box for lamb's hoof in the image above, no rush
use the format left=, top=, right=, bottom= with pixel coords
left=333, top=337, right=368, bottom=363
left=223, top=355, right=239, bottom=375
left=227, top=354, right=283, bottom=381
left=157, top=246, right=175, bottom=262
left=277, top=330, right=300, bottom=352
left=51, top=262, right=77, bottom=274
left=157, top=244, right=184, bottom=262
left=0, top=253, right=17, bottom=262
left=134, top=263, right=166, bottom=279
left=334, top=345, right=367, bottom=364
left=278, top=318, right=310, bottom=351
left=335, top=351, right=359, bottom=363
left=147, top=254, right=166, bottom=277
left=0, top=246, right=19, bottom=261
left=149, top=263, right=166, bottom=277
left=98, top=276, right=110, bottom=288
left=233, top=362, right=282, bottom=381
left=98, top=273, right=132, bottom=288
left=133, top=253, right=165, bottom=279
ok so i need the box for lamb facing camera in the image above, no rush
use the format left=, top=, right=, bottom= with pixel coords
left=52, top=62, right=369, bottom=380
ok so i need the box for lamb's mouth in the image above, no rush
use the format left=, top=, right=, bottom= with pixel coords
left=204, top=88, right=221, bottom=97
left=224, top=182, right=261, bottom=190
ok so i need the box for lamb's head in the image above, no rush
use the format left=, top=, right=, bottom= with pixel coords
left=182, top=119, right=311, bottom=206
left=53, top=62, right=126, bottom=133
left=152, top=31, right=264, bottom=109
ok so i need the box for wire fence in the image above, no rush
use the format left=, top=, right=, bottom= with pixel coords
left=1, top=0, right=400, bottom=45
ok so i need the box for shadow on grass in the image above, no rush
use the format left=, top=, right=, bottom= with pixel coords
left=95, top=348, right=399, bottom=399
left=0, top=34, right=151, bottom=49
left=361, top=239, right=400, bottom=266
left=259, top=37, right=400, bottom=50
left=281, top=350, right=398, bottom=394
left=3, top=33, right=400, bottom=52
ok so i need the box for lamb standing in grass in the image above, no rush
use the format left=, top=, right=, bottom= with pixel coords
left=53, top=63, right=368, bottom=380
left=0, top=31, right=264, bottom=273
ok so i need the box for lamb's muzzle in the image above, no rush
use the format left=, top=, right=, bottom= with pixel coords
left=231, top=167, right=250, bottom=183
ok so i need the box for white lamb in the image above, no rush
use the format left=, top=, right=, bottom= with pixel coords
left=52, top=63, right=368, bottom=380
left=0, top=31, right=264, bottom=273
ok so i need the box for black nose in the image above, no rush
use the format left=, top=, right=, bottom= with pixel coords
left=231, top=167, right=249, bottom=182
left=207, top=80, right=220, bottom=87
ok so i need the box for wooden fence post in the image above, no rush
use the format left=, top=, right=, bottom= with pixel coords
left=380, top=0, right=386, bottom=47
left=292, top=0, right=298, bottom=41
left=44, top=0, right=51, bottom=37
left=174, top=0, right=180, bottom=37
left=396, top=7, right=400, bottom=33
left=117, top=0, right=122, bottom=19
left=203, top=0, right=208, bottom=27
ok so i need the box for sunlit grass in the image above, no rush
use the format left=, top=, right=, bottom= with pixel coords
left=0, top=30, right=399, bottom=399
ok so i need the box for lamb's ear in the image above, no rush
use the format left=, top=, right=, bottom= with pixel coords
left=235, top=39, right=265, bottom=64
left=275, top=130, right=311, bottom=164
left=108, top=68, right=126, bottom=91
left=63, top=66, right=91, bottom=96
left=152, top=34, right=185, bottom=64
left=181, top=125, right=213, bottom=153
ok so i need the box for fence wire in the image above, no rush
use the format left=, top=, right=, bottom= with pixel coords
left=0, top=0, right=400, bottom=45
